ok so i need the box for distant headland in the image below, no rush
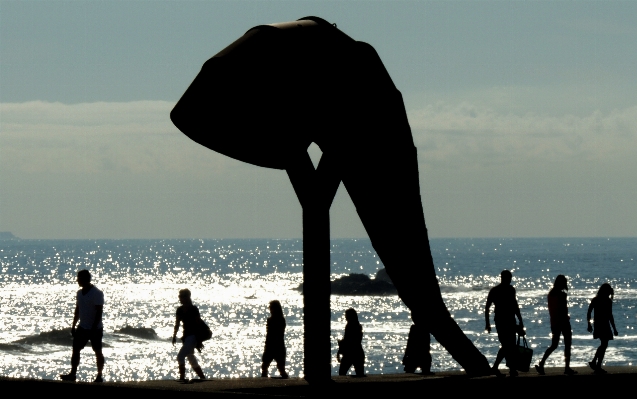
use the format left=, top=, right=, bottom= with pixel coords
left=0, top=232, right=18, bottom=240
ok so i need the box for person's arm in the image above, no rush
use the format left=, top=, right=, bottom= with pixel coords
left=172, top=312, right=181, bottom=346
left=71, top=304, right=79, bottom=336
left=586, top=299, right=594, bottom=333
left=610, top=303, right=618, bottom=336
left=91, top=305, right=103, bottom=331
left=484, top=293, right=493, bottom=333
left=337, top=325, right=347, bottom=362
left=515, top=303, right=524, bottom=334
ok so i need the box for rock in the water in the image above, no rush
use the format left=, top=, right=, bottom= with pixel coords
left=296, top=272, right=397, bottom=296
left=114, top=326, right=159, bottom=340
left=375, top=268, right=392, bottom=282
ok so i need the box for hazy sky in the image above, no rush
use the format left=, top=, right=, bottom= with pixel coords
left=1, top=1, right=636, bottom=239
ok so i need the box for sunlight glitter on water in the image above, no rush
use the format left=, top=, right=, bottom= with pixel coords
left=1, top=238, right=637, bottom=380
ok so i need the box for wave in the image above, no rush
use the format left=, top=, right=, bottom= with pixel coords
left=11, top=328, right=112, bottom=347
left=0, top=343, right=29, bottom=352
left=114, top=326, right=159, bottom=340
left=440, top=285, right=489, bottom=293
left=13, top=328, right=74, bottom=346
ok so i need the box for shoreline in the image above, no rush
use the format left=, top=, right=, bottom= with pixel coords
left=3, top=366, right=636, bottom=397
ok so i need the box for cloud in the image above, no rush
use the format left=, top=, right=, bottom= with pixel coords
left=3, top=100, right=637, bottom=176
left=0, top=101, right=238, bottom=174
left=408, top=102, right=637, bottom=167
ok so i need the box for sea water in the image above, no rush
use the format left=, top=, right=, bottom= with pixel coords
left=1, top=237, right=636, bottom=381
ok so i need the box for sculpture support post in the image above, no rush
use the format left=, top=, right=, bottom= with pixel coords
left=301, top=198, right=331, bottom=381
left=286, top=150, right=340, bottom=383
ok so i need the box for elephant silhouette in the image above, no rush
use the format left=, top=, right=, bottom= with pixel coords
left=170, top=16, right=491, bottom=381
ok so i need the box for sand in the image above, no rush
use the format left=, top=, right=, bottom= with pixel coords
left=2, top=366, right=636, bottom=398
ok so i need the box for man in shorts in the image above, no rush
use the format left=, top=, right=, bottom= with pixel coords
left=60, top=269, right=105, bottom=382
left=485, top=270, right=524, bottom=377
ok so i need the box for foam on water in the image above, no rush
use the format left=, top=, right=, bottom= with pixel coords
left=1, top=238, right=636, bottom=380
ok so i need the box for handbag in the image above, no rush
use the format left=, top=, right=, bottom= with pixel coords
left=515, top=335, right=533, bottom=372
left=195, top=317, right=212, bottom=342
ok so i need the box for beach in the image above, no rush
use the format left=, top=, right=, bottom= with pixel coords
left=3, top=367, right=637, bottom=398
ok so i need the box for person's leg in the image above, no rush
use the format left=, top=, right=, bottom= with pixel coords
left=563, top=328, right=577, bottom=374
left=70, top=349, right=81, bottom=374
left=90, top=329, right=104, bottom=382
left=540, top=331, right=560, bottom=366
left=497, top=324, right=517, bottom=376
left=338, top=356, right=352, bottom=376
left=274, top=351, right=288, bottom=378
left=61, top=328, right=89, bottom=380
left=596, top=339, right=609, bottom=371
left=493, top=347, right=505, bottom=369
left=187, top=355, right=205, bottom=379
left=177, top=337, right=195, bottom=380
left=590, top=338, right=601, bottom=368
left=262, top=350, right=274, bottom=377
left=494, top=324, right=506, bottom=372
left=536, top=328, right=560, bottom=375
left=504, top=331, right=518, bottom=376
left=353, top=357, right=365, bottom=376
left=95, top=351, right=104, bottom=380
left=424, top=332, right=433, bottom=374
left=180, top=336, right=204, bottom=378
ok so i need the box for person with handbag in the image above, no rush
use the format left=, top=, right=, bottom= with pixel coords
left=485, top=270, right=524, bottom=377
left=587, top=283, right=619, bottom=374
left=261, top=300, right=289, bottom=378
left=535, top=274, right=577, bottom=375
left=172, top=288, right=206, bottom=381
left=337, top=308, right=365, bottom=376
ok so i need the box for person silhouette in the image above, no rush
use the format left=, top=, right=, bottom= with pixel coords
left=172, top=289, right=206, bottom=381
left=261, top=300, right=289, bottom=378
left=485, top=270, right=524, bottom=377
left=535, top=275, right=577, bottom=375
left=587, top=283, right=619, bottom=374
left=337, top=308, right=365, bottom=376
left=60, top=270, right=105, bottom=383
left=402, top=324, right=434, bottom=375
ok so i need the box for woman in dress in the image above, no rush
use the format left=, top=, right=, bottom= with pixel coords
left=261, top=300, right=289, bottom=378
left=172, top=288, right=206, bottom=380
left=535, top=275, right=577, bottom=375
left=337, top=308, right=365, bottom=376
left=587, top=283, right=619, bottom=374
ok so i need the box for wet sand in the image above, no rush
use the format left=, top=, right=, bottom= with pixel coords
left=2, top=366, right=636, bottom=398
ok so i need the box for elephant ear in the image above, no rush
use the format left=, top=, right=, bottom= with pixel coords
left=170, top=18, right=356, bottom=170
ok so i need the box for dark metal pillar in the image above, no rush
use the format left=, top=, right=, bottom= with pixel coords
left=286, top=149, right=340, bottom=383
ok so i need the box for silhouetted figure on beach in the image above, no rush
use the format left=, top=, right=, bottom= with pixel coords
left=535, top=275, right=577, bottom=375
left=337, top=308, right=365, bottom=376
left=485, top=270, right=524, bottom=377
left=261, top=300, right=289, bottom=378
left=587, top=283, right=619, bottom=374
left=60, top=270, right=105, bottom=383
left=402, top=324, right=434, bottom=375
left=172, top=289, right=206, bottom=381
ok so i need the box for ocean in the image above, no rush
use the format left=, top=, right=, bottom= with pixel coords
left=1, top=237, right=635, bottom=381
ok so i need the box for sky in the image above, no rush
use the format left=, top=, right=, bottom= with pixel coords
left=1, top=1, right=636, bottom=239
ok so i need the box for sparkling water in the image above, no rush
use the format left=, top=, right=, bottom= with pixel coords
left=1, top=237, right=636, bottom=381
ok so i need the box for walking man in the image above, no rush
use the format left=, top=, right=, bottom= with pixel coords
left=60, top=269, right=105, bottom=382
left=485, top=270, right=524, bottom=377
